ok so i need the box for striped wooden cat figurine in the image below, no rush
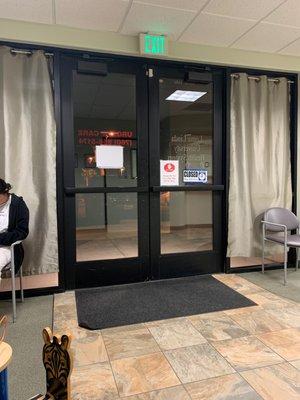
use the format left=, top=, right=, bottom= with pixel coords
left=42, top=327, right=72, bottom=400
left=0, top=315, right=7, bottom=344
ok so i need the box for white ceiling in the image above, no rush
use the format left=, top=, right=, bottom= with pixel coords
left=1, top=0, right=300, bottom=56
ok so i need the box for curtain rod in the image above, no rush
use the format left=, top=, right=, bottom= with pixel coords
left=10, top=48, right=53, bottom=57
left=231, top=73, right=293, bottom=84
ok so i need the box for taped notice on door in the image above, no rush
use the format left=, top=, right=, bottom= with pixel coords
left=183, top=169, right=208, bottom=184
left=160, top=160, right=179, bottom=186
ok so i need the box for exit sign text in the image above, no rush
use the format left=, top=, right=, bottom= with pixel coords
left=140, top=34, right=168, bottom=56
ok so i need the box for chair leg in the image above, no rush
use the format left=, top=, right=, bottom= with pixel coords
left=12, top=271, right=16, bottom=323
left=262, top=238, right=265, bottom=274
left=296, top=248, right=299, bottom=271
left=19, top=265, right=24, bottom=302
left=284, top=246, right=288, bottom=286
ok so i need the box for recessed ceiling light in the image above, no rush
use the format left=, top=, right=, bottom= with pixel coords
left=166, top=90, right=207, bottom=102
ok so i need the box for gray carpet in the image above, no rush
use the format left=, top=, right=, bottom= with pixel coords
left=0, top=295, right=53, bottom=400
left=76, top=275, right=256, bottom=330
left=240, top=269, right=300, bottom=303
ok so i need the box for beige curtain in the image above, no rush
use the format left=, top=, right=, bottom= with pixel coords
left=0, top=47, right=58, bottom=275
left=227, top=73, right=292, bottom=257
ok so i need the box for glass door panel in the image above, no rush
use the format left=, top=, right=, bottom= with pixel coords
left=76, top=192, right=138, bottom=261
left=149, top=66, right=224, bottom=279
left=73, top=72, right=137, bottom=188
left=159, top=78, right=213, bottom=184
left=61, top=56, right=149, bottom=289
left=160, top=191, right=213, bottom=254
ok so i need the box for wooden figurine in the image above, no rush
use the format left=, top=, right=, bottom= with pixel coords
left=0, top=315, right=7, bottom=344
left=42, top=327, right=72, bottom=400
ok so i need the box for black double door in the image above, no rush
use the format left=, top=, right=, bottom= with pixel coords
left=60, top=55, right=225, bottom=289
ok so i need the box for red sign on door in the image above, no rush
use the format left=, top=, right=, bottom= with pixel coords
left=164, top=163, right=175, bottom=172
left=160, top=160, right=179, bottom=186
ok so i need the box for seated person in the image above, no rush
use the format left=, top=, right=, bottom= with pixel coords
left=0, top=179, right=29, bottom=281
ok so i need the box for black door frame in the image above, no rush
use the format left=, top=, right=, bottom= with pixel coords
left=148, top=65, right=225, bottom=279
left=60, top=55, right=225, bottom=289
left=60, top=55, right=151, bottom=289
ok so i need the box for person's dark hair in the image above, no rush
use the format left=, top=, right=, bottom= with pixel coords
left=0, top=179, right=12, bottom=194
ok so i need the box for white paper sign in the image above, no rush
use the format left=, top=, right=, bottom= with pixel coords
left=96, top=145, right=124, bottom=169
left=160, top=160, right=179, bottom=186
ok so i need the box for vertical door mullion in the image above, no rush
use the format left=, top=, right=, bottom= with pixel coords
left=136, top=65, right=150, bottom=279
left=212, top=71, right=224, bottom=253
left=61, top=56, right=77, bottom=289
left=148, top=66, right=161, bottom=279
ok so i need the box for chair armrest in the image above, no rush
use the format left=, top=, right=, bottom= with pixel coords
left=261, top=220, right=288, bottom=246
left=261, top=221, right=287, bottom=231
left=10, top=240, right=23, bottom=248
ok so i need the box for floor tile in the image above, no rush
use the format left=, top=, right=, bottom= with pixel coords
left=257, top=328, right=300, bottom=361
left=71, top=327, right=108, bottom=366
left=229, top=309, right=288, bottom=334
left=71, top=362, right=119, bottom=400
left=145, top=317, right=190, bottom=328
left=290, top=360, right=300, bottom=370
left=185, top=373, right=262, bottom=399
left=101, top=323, right=146, bottom=334
left=111, top=352, right=180, bottom=397
left=189, top=313, right=249, bottom=342
left=54, top=300, right=77, bottom=320
left=242, top=362, right=300, bottom=400
left=246, top=292, right=292, bottom=309
left=164, top=343, right=234, bottom=383
left=148, top=319, right=207, bottom=350
left=265, top=306, right=300, bottom=329
left=102, top=327, right=160, bottom=360
left=125, top=385, right=191, bottom=399
left=54, top=290, right=76, bottom=306
left=53, top=315, right=79, bottom=333
left=53, top=292, right=78, bottom=332
left=224, top=305, right=261, bottom=316
left=213, top=275, right=263, bottom=295
left=212, top=336, right=283, bottom=371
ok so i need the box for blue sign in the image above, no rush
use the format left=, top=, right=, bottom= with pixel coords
left=183, top=169, right=208, bottom=184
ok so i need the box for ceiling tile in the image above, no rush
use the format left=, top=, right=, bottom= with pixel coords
left=279, top=37, right=300, bottom=55
left=121, top=2, right=196, bottom=40
left=180, top=13, right=255, bottom=47
left=0, top=0, right=53, bottom=24
left=203, top=0, right=284, bottom=21
left=232, top=22, right=300, bottom=52
left=55, top=0, right=129, bottom=32
left=134, top=0, right=208, bottom=11
left=265, top=0, right=300, bottom=28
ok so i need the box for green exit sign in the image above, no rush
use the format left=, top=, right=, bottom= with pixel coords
left=140, top=34, right=168, bottom=56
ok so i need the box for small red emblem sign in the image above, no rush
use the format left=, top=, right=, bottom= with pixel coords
left=164, top=163, right=175, bottom=172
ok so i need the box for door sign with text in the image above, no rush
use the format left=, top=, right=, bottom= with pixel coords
left=183, top=169, right=208, bottom=184
left=160, top=160, right=179, bottom=186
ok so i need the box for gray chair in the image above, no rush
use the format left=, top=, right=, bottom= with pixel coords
left=1, top=240, right=24, bottom=322
left=262, top=207, right=300, bottom=285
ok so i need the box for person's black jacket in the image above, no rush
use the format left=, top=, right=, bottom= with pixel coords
left=0, top=194, right=29, bottom=273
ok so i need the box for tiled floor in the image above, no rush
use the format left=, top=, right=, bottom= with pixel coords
left=53, top=274, right=300, bottom=399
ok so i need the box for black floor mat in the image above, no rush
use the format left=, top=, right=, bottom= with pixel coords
left=75, top=275, right=256, bottom=330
